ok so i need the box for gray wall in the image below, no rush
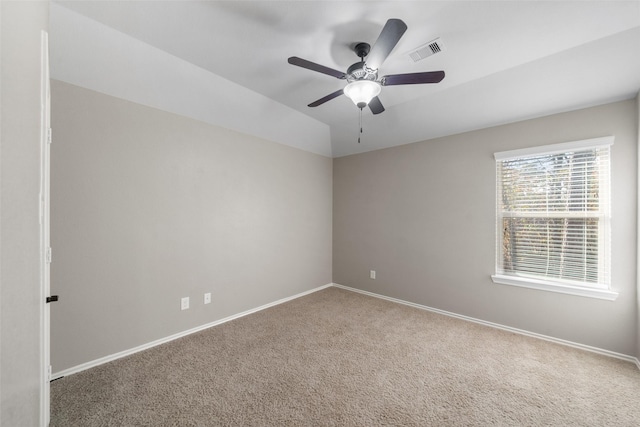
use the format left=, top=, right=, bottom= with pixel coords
left=0, top=0, right=48, bottom=424
left=334, top=99, right=638, bottom=357
left=51, top=81, right=332, bottom=372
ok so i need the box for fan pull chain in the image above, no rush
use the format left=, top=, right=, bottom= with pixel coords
left=358, top=108, right=363, bottom=143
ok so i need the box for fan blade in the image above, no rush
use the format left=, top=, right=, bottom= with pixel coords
left=365, top=19, right=407, bottom=71
left=368, top=96, right=385, bottom=115
left=308, top=89, right=344, bottom=107
left=288, top=57, right=346, bottom=79
left=382, top=71, right=445, bottom=86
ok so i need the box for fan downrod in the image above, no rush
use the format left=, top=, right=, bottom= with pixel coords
left=347, top=43, right=374, bottom=79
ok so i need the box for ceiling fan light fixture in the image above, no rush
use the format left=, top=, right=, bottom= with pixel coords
left=343, top=80, right=381, bottom=109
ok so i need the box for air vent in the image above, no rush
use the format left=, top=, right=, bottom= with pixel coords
left=408, top=38, right=444, bottom=62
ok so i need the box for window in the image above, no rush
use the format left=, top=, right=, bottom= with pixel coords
left=492, top=137, right=617, bottom=300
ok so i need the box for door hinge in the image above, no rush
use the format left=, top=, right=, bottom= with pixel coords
left=47, top=127, right=52, bottom=144
left=46, top=247, right=52, bottom=263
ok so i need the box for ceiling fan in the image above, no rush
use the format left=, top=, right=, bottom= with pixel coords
left=288, top=19, right=445, bottom=115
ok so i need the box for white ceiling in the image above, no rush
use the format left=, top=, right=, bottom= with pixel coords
left=50, top=1, right=640, bottom=157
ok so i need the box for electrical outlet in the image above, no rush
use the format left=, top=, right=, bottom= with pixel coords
left=370, top=270, right=376, bottom=279
left=204, top=292, right=211, bottom=304
left=181, top=297, right=190, bottom=310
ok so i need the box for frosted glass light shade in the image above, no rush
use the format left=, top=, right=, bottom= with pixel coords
left=343, top=80, right=381, bottom=108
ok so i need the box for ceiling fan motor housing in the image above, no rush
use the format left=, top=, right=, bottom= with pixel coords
left=347, top=61, right=377, bottom=82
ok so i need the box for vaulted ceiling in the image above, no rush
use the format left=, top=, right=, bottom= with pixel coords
left=50, top=1, right=640, bottom=157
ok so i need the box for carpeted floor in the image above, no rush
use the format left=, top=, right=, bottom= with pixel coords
left=51, top=287, right=640, bottom=426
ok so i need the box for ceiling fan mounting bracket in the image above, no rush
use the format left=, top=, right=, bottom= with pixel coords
left=354, top=42, right=371, bottom=60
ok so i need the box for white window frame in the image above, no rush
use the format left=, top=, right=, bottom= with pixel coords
left=491, top=136, right=618, bottom=301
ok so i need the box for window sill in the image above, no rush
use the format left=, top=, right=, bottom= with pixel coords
left=491, top=274, right=619, bottom=301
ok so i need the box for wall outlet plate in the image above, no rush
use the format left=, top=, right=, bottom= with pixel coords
left=370, top=270, right=376, bottom=279
left=181, top=297, right=189, bottom=310
left=204, top=292, right=211, bottom=304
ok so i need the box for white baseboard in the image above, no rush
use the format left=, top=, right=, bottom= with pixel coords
left=332, top=283, right=639, bottom=368
left=52, top=283, right=333, bottom=380
left=53, top=282, right=638, bottom=379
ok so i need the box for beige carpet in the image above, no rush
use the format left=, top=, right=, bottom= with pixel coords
left=51, top=287, right=640, bottom=426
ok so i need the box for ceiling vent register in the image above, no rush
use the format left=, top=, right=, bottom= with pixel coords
left=409, top=38, right=444, bottom=62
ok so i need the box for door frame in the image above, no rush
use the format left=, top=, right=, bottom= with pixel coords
left=39, top=29, right=51, bottom=427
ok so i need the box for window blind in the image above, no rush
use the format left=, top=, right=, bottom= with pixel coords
left=495, top=139, right=611, bottom=289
